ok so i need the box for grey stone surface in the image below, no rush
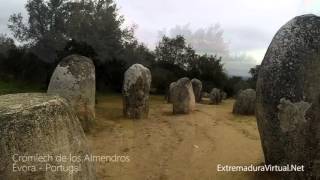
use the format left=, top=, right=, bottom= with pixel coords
left=256, top=14, right=320, bottom=178
left=0, top=93, right=95, bottom=180
left=209, top=88, right=222, bottom=105
left=47, top=54, right=96, bottom=132
left=122, top=64, right=151, bottom=119
left=171, top=77, right=195, bottom=114
left=191, top=78, right=202, bottom=103
left=167, top=82, right=177, bottom=103
left=233, top=89, right=256, bottom=115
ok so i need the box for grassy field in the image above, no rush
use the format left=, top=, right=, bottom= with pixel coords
left=0, top=80, right=44, bottom=95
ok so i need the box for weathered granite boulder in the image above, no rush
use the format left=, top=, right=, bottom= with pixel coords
left=191, top=78, right=202, bottom=103
left=256, top=14, right=320, bottom=178
left=209, top=88, right=222, bottom=105
left=233, top=89, right=256, bottom=115
left=171, top=77, right=195, bottom=114
left=122, top=64, right=151, bottom=119
left=167, top=82, right=177, bottom=103
left=0, top=93, right=95, bottom=180
left=47, top=54, right=96, bottom=132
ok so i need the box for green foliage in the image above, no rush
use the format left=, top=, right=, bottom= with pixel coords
left=3, top=0, right=250, bottom=97
left=8, top=0, right=131, bottom=62
left=248, top=65, right=260, bottom=89
left=153, top=35, right=227, bottom=94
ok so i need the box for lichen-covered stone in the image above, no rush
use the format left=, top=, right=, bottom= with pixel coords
left=209, top=88, right=222, bottom=105
left=47, top=54, right=96, bottom=132
left=0, top=93, right=95, bottom=180
left=256, top=14, right=320, bottom=178
left=191, top=78, right=202, bottom=103
left=167, top=82, right=177, bottom=103
left=122, top=64, right=151, bottom=119
left=233, top=89, right=256, bottom=115
left=171, top=77, right=195, bottom=114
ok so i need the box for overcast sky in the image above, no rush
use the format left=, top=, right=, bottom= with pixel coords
left=1, top=0, right=320, bottom=76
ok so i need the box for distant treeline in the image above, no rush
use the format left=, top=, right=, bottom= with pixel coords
left=0, top=0, right=258, bottom=96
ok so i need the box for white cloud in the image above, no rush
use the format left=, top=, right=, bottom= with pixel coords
left=1, top=0, right=320, bottom=76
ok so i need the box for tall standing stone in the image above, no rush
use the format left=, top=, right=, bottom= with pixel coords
left=122, top=64, right=151, bottom=119
left=0, top=93, right=95, bottom=180
left=191, top=78, right=202, bottom=103
left=47, top=54, right=96, bottom=132
left=233, top=89, right=256, bottom=115
left=171, top=77, right=195, bottom=114
left=167, top=82, right=177, bottom=103
left=209, top=88, right=222, bottom=105
left=256, top=14, right=320, bottom=178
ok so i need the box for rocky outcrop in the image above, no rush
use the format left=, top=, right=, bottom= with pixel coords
left=0, top=93, right=95, bottom=180
left=171, top=77, right=195, bottom=114
left=47, top=54, right=96, bottom=132
left=191, top=78, right=202, bottom=103
left=256, top=14, right=320, bottom=179
left=209, top=88, right=222, bottom=105
left=122, top=64, right=151, bottom=119
left=233, top=89, right=256, bottom=115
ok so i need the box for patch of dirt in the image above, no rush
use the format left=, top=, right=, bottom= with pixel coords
left=87, top=95, right=276, bottom=180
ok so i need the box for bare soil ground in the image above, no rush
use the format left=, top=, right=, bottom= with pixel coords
left=87, top=95, right=277, bottom=180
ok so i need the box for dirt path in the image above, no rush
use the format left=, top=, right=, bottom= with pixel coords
left=87, top=95, right=271, bottom=180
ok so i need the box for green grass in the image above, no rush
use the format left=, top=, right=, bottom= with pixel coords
left=0, top=80, right=44, bottom=95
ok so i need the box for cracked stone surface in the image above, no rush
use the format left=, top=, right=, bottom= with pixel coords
left=122, top=64, right=151, bottom=119
left=47, top=54, right=96, bottom=132
left=171, top=77, right=195, bottom=114
left=0, top=93, right=95, bottom=180
left=256, top=14, right=320, bottom=179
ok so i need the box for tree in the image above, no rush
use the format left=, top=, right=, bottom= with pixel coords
left=189, top=54, right=227, bottom=92
left=155, top=35, right=196, bottom=70
left=0, top=34, right=15, bottom=56
left=248, top=65, right=261, bottom=89
left=8, top=0, right=131, bottom=62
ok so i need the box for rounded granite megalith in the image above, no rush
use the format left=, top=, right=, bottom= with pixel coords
left=233, top=89, right=256, bottom=115
left=171, top=77, right=195, bottom=114
left=256, top=14, right=320, bottom=178
left=47, top=54, right=95, bottom=132
left=191, top=78, right=202, bottom=103
left=0, top=93, right=95, bottom=180
left=122, top=64, right=151, bottom=119
left=167, top=82, right=177, bottom=103
left=209, top=88, right=222, bottom=105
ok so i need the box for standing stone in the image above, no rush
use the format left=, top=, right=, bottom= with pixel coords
left=233, top=89, right=256, bottom=115
left=191, top=78, right=202, bottom=103
left=256, top=14, right=320, bottom=178
left=0, top=93, right=95, bottom=180
left=47, top=54, right=95, bottom=132
left=221, top=91, right=227, bottom=100
left=122, top=64, right=151, bottom=119
left=167, top=82, right=177, bottom=103
left=209, top=88, right=222, bottom=105
left=171, top=77, right=195, bottom=114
